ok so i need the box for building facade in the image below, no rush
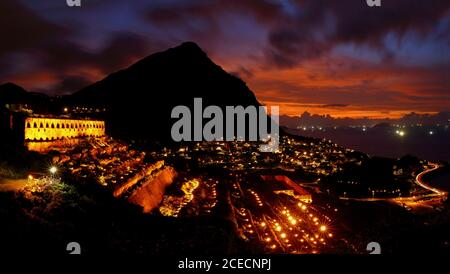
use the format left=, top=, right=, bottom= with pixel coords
left=24, top=117, right=105, bottom=152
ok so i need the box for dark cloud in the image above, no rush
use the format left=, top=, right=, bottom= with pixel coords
left=0, top=1, right=165, bottom=93
left=39, top=32, right=162, bottom=93
left=0, top=54, right=15, bottom=79
left=39, top=31, right=157, bottom=74
left=146, top=0, right=450, bottom=68
left=267, top=29, right=330, bottom=68
left=0, top=0, right=448, bottom=118
left=267, top=0, right=450, bottom=67
left=0, top=1, right=162, bottom=93
left=230, top=66, right=254, bottom=80
left=0, top=1, right=68, bottom=57
left=94, top=32, right=161, bottom=73
left=145, top=0, right=283, bottom=26
left=37, top=40, right=93, bottom=71
left=144, top=0, right=285, bottom=53
left=44, top=75, right=92, bottom=95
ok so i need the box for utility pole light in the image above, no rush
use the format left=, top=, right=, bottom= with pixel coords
left=49, top=166, right=58, bottom=175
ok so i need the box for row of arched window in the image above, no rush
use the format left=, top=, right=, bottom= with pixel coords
left=25, top=134, right=103, bottom=142
left=26, top=121, right=104, bottom=129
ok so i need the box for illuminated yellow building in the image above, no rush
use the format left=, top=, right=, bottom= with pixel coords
left=24, top=117, right=105, bottom=152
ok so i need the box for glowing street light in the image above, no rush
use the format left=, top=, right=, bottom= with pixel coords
left=49, top=166, right=58, bottom=175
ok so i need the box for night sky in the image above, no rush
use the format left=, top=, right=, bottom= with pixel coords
left=1, top=0, right=449, bottom=118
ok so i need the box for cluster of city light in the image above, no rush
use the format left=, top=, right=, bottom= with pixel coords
left=209, top=182, right=218, bottom=208
left=159, top=179, right=200, bottom=217
left=225, top=149, right=343, bottom=254
left=60, top=138, right=153, bottom=194
left=280, top=136, right=352, bottom=176
left=281, top=205, right=332, bottom=251
left=255, top=218, right=279, bottom=250
left=181, top=179, right=200, bottom=201
left=395, top=130, right=405, bottom=137
left=24, top=175, right=61, bottom=193
left=282, top=209, right=298, bottom=226
left=272, top=218, right=291, bottom=246
left=233, top=188, right=338, bottom=254
left=248, top=189, right=263, bottom=207
left=274, top=221, right=282, bottom=232
left=298, top=202, right=307, bottom=211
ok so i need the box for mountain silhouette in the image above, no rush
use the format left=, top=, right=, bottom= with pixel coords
left=0, top=82, right=51, bottom=113
left=69, top=42, right=264, bottom=141
left=0, top=83, right=28, bottom=102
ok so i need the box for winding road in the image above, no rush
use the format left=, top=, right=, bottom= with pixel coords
left=339, top=163, right=448, bottom=202
left=414, top=163, right=447, bottom=196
